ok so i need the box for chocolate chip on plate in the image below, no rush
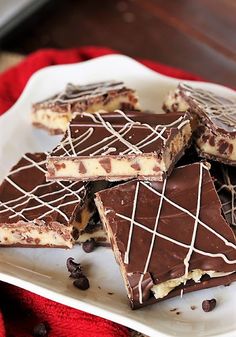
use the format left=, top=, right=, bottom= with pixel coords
left=202, top=299, right=217, bottom=312
left=82, top=239, right=96, bottom=253
left=73, top=276, right=90, bottom=290
left=66, top=257, right=83, bottom=278
left=32, top=322, right=49, bottom=337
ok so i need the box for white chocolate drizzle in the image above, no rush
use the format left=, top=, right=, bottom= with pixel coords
left=115, top=162, right=236, bottom=304
left=179, top=83, right=236, bottom=130
left=40, top=81, right=128, bottom=105
left=0, top=153, right=84, bottom=224
left=216, top=165, right=236, bottom=227
left=52, top=110, right=190, bottom=158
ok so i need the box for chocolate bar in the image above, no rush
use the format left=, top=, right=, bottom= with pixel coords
left=162, top=88, right=189, bottom=114
left=179, top=83, right=236, bottom=165
left=95, top=162, right=236, bottom=309
left=211, top=163, right=236, bottom=227
left=32, top=81, right=139, bottom=134
left=0, top=153, right=96, bottom=248
left=47, top=110, right=192, bottom=182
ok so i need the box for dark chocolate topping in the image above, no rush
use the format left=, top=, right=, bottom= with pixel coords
left=96, top=162, right=236, bottom=307
left=49, top=110, right=190, bottom=158
left=178, top=83, right=236, bottom=135
left=211, top=163, right=236, bottom=227
left=0, top=153, right=85, bottom=226
left=34, top=81, right=135, bottom=112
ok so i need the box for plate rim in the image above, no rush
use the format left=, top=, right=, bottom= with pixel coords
left=0, top=54, right=236, bottom=337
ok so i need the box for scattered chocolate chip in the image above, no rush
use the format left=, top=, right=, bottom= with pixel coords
left=99, top=157, right=112, bottom=173
left=66, top=257, right=84, bottom=278
left=32, top=322, right=49, bottom=337
left=108, top=292, right=114, bottom=295
left=202, top=299, right=217, bottom=312
left=82, top=239, right=96, bottom=253
left=170, top=308, right=177, bottom=312
left=176, top=311, right=181, bottom=315
left=98, top=286, right=101, bottom=289
left=191, top=305, right=196, bottom=310
left=73, top=276, right=90, bottom=290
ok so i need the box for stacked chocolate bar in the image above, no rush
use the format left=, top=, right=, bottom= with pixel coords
left=0, top=80, right=236, bottom=311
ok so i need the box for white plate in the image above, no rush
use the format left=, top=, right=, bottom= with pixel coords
left=0, top=55, right=236, bottom=337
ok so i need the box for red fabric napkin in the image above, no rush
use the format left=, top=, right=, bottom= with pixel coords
left=0, top=46, right=202, bottom=337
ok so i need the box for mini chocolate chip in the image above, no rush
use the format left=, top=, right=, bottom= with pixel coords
left=172, top=103, right=179, bottom=111
left=202, top=299, right=217, bottom=312
left=170, top=308, right=177, bottom=312
left=108, top=292, right=114, bottom=295
left=66, top=257, right=84, bottom=278
left=218, top=141, right=228, bottom=154
left=73, top=276, right=90, bottom=290
left=82, top=239, right=96, bottom=253
left=176, top=311, right=181, bottom=315
left=66, top=257, right=82, bottom=273
left=191, top=305, right=196, bottom=310
left=32, top=322, right=49, bottom=337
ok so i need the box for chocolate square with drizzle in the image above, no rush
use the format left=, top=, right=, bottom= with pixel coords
left=0, top=153, right=91, bottom=248
left=179, top=83, right=236, bottom=165
left=31, top=81, right=139, bottom=134
left=47, top=110, right=192, bottom=182
left=95, top=162, right=236, bottom=309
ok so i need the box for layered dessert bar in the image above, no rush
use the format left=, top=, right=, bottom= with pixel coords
left=179, top=83, right=236, bottom=165
left=162, top=88, right=189, bottom=114
left=0, top=153, right=95, bottom=248
left=31, top=81, right=139, bottom=134
left=47, top=110, right=192, bottom=182
left=95, top=162, right=236, bottom=309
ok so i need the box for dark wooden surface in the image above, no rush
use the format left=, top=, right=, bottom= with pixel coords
left=2, top=0, right=236, bottom=86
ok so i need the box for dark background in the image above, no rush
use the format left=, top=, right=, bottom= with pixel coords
left=2, top=0, right=236, bottom=86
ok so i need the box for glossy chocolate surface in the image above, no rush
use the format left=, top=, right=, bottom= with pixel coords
left=96, top=162, right=236, bottom=308
left=179, top=83, right=236, bottom=135
left=0, top=153, right=85, bottom=226
left=49, top=110, right=190, bottom=158
left=33, top=81, right=136, bottom=113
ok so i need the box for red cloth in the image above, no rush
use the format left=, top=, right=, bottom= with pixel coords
left=0, top=46, right=202, bottom=337
left=0, top=46, right=202, bottom=115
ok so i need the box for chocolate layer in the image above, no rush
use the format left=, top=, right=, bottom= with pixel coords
left=32, top=81, right=139, bottom=134
left=179, top=83, right=236, bottom=165
left=47, top=110, right=192, bottom=182
left=211, top=163, right=236, bottom=227
left=95, top=162, right=236, bottom=309
left=0, top=153, right=89, bottom=248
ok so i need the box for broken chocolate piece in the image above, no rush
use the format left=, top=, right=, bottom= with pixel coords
left=31, top=81, right=139, bottom=134
left=179, top=83, right=236, bottom=165
left=47, top=110, right=192, bottom=182
left=95, top=162, right=236, bottom=309
left=0, top=153, right=89, bottom=248
left=202, top=299, right=217, bottom=312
